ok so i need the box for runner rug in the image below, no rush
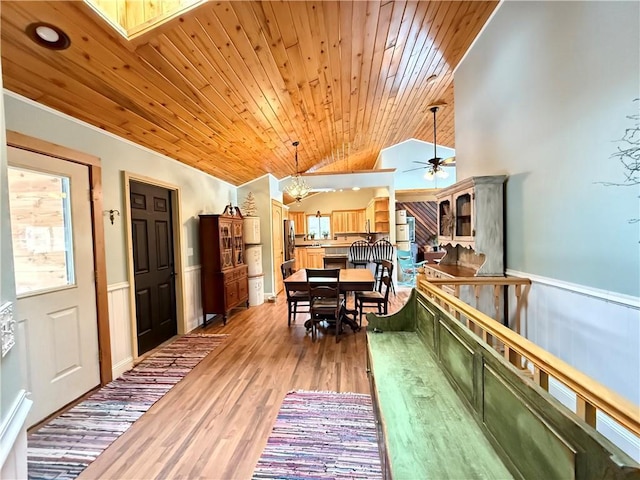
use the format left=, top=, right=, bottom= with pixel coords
left=252, top=390, right=383, bottom=479
left=27, top=333, right=228, bottom=480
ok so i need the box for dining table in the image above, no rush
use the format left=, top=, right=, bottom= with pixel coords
left=283, top=268, right=375, bottom=332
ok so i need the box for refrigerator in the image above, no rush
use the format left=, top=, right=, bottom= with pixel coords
left=283, top=219, right=296, bottom=261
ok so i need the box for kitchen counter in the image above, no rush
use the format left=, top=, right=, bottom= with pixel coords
left=295, top=242, right=355, bottom=248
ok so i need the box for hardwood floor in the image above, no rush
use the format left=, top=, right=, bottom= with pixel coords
left=79, top=287, right=410, bottom=479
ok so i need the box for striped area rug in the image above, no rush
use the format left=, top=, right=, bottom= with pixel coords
left=27, top=334, right=228, bottom=480
left=253, top=390, right=383, bottom=479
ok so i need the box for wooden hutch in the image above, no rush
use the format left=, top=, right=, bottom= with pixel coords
left=199, top=212, right=248, bottom=325
left=423, top=176, right=507, bottom=317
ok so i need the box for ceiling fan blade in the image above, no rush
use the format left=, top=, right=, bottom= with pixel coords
left=402, top=167, right=428, bottom=173
left=441, top=156, right=456, bottom=166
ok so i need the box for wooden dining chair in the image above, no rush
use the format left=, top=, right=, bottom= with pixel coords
left=355, top=275, right=392, bottom=327
left=306, top=268, right=344, bottom=342
left=281, top=259, right=309, bottom=327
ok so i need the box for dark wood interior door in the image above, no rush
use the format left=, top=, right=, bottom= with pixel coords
left=130, top=181, right=177, bottom=355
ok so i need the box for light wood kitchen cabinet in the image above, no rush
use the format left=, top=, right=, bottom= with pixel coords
left=373, top=197, right=389, bottom=233
left=332, top=209, right=366, bottom=233
left=305, top=248, right=325, bottom=269
left=365, top=201, right=375, bottom=232
left=294, top=247, right=306, bottom=269
left=289, top=211, right=306, bottom=235
left=436, top=175, right=506, bottom=276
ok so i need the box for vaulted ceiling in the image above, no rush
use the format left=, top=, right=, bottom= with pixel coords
left=1, top=1, right=498, bottom=186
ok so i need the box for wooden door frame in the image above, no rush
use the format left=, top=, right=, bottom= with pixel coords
left=6, top=130, right=112, bottom=384
left=123, top=172, right=185, bottom=360
left=271, top=199, right=283, bottom=295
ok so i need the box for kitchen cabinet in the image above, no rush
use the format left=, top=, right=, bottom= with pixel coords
left=332, top=209, right=366, bottom=233
left=294, top=247, right=306, bottom=269
left=289, top=211, right=306, bottom=235
left=305, top=248, right=325, bottom=269
left=435, top=175, right=506, bottom=276
left=199, top=214, right=248, bottom=325
left=365, top=197, right=389, bottom=233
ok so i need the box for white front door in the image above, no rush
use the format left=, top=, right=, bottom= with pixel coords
left=8, top=146, right=100, bottom=427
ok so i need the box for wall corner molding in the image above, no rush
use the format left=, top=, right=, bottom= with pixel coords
left=0, top=390, right=32, bottom=468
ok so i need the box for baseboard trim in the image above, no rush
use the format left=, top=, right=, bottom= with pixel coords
left=112, top=356, right=133, bottom=379
left=0, top=390, right=32, bottom=467
left=506, top=269, right=639, bottom=309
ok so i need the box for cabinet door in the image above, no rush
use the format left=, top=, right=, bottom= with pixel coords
left=356, top=209, right=365, bottom=232
left=295, top=248, right=307, bottom=269
left=331, top=211, right=347, bottom=234
left=453, top=189, right=474, bottom=243
left=291, top=212, right=306, bottom=235
left=224, top=279, right=238, bottom=308
left=237, top=273, right=248, bottom=301
left=232, top=219, right=244, bottom=265
left=306, top=249, right=325, bottom=268
left=219, top=219, right=234, bottom=269
left=437, top=197, right=454, bottom=243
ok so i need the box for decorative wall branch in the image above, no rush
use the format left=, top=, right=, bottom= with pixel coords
left=598, top=98, right=639, bottom=225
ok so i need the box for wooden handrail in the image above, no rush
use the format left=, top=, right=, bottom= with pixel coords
left=418, top=278, right=640, bottom=437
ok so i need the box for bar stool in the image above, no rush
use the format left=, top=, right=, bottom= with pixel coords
left=349, top=240, right=371, bottom=269
left=371, top=239, right=395, bottom=294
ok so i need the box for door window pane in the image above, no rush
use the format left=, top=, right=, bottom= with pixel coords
left=8, top=167, right=75, bottom=296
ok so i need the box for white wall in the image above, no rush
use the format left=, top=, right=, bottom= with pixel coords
left=1, top=54, right=30, bottom=480
left=4, top=92, right=236, bottom=284
left=3, top=92, right=239, bottom=379
left=455, top=1, right=640, bottom=297
left=455, top=0, right=640, bottom=443
left=377, top=139, right=456, bottom=190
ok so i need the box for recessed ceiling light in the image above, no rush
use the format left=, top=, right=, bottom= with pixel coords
left=426, top=74, right=438, bottom=84
left=352, top=187, right=360, bottom=191
left=26, top=23, right=70, bottom=50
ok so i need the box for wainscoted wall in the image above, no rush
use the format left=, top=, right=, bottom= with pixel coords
left=107, top=282, right=133, bottom=379
left=107, top=267, right=203, bottom=379
left=183, top=265, right=203, bottom=333
left=507, top=270, right=639, bottom=461
left=0, top=391, right=32, bottom=479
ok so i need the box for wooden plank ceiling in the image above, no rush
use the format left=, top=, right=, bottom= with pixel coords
left=1, top=1, right=497, bottom=186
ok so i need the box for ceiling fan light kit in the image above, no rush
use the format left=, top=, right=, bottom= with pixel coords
left=285, top=141, right=311, bottom=203
left=403, top=104, right=456, bottom=179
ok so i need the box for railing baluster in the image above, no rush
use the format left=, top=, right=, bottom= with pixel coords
left=513, top=284, right=522, bottom=334
left=534, top=367, right=549, bottom=391
left=577, top=397, right=597, bottom=427
left=417, top=277, right=639, bottom=438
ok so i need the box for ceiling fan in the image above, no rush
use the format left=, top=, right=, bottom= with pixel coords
left=403, top=105, right=456, bottom=180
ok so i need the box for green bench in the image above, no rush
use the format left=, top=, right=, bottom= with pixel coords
left=366, top=289, right=640, bottom=479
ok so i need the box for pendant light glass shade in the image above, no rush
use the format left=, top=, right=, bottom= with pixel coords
left=285, top=141, right=310, bottom=203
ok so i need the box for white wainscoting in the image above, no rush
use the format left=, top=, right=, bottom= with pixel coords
left=506, top=269, right=640, bottom=461
left=107, top=282, right=133, bottom=379
left=184, top=265, right=203, bottom=333
left=0, top=390, right=32, bottom=478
